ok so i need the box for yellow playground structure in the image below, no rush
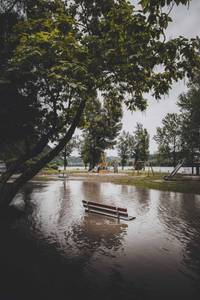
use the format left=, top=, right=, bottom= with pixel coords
left=97, top=153, right=110, bottom=173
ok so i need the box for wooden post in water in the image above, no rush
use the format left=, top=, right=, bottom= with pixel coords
left=87, top=201, right=90, bottom=212
left=116, top=207, right=120, bottom=220
left=117, top=207, right=120, bottom=224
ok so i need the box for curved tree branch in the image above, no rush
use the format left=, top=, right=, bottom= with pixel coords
left=7, top=100, right=86, bottom=202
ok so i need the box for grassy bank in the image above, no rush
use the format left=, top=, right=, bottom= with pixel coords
left=68, top=172, right=200, bottom=194
left=39, top=168, right=87, bottom=175
left=113, top=174, right=200, bottom=195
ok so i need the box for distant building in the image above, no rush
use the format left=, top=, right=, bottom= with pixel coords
left=0, top=161, right=6, bottom=173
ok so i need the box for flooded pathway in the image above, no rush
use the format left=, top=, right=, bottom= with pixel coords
left=1, top=179, right=200, bottom=300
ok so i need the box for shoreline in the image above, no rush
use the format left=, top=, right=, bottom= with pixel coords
left=36, top=171, right=200, bottom=195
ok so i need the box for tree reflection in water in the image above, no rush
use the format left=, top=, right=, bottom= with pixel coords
left=1, top=179, right=200, bottom=300
left=157, top=191, right=200, bottom=290
left=70, top=214, right=128, bottom=255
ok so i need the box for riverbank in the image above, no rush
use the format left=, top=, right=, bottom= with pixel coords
left=38, top=169, right=200, bottom=194
left=113, top=174, right=200, bottom=195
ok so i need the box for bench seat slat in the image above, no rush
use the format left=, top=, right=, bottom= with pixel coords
left=84, top=208, right=135, bottom=221
left=82, top=200, right=127, bottom=213
left=83, top=203, right=128, bottom=217
left=82, top=200, right=135, bottom=221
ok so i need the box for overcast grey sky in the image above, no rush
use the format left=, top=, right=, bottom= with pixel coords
left=107, top=0, right=200, bottom=156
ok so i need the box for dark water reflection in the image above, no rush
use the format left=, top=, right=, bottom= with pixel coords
left=1, top=179, right=200, bottom=300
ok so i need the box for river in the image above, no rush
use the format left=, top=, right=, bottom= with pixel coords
left=1, top=178, right=200, bottom=300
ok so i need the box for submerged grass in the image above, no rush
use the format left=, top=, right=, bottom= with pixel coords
left=113, top=174, right=200, bottom=195
left=37, top=168, right=200, bottom=194
left=68, top=172, right=200, bottom=195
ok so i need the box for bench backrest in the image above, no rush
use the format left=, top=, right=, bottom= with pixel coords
left=82, top=200, right=128, bottom=218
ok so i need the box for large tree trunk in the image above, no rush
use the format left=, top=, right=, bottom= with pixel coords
left=0, top=128, right=57, bottom=185
left=89, top=161, right=95, bottom=171
left=196, top=165, right=200, bottom=176
left=0, top=100, right=85, bottom=210
left=88, top=151, right=96, bottom=171
left=0, top=183, right=21, bottom=221
left=0, top=183, right=15, bottom=210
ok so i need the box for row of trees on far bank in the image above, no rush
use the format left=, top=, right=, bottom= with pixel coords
left=78, top=122, right=150, bottom=171
left=79, top=95, right=122, bottom=171
left=154, top=75, right=200, bottom=171
left=117, top=124, right=149, bottom=169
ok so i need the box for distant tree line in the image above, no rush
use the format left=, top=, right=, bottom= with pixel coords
left=117, top=124, right=149, bottom=170
left=154, top=73, right=200, bottom=173
left=78, top=94, right=122, bottom=170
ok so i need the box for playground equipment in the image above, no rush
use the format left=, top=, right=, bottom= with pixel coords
left=146, top=162, right=154, bottom=176
left=82, top=200, right=135, bottom=221
left=163, top=160, right=184, bottom=181
left=97, top=152, right=109, bottom=173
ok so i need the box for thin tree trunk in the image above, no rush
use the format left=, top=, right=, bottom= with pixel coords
left=0, top=107, right=76, bottom=185
left=191, top=150, right=194, bottom=175
left=63, top=145, right=67, bottom=172
left=173, top=151, right=176, bottom=168
left=0, top=100, right=85, bottom=208
left=173, top=138, right=176, bottom=168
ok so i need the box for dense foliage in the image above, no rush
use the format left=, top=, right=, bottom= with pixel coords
left=117, top=131, right=131, bottom=169
left=154, top=77, right=200, bottom=170
left=117, top=124, right=149, bottom=169
left=0, top=0, right=199, bottom=206
left=154, top=113, right=182, bottom=166
left=80, top=95, right=122, bottom=170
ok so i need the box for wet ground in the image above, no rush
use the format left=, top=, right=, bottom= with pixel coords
left=0, top=179, right=200, bottom=300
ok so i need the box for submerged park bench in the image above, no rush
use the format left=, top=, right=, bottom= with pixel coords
left=82, top=200, right=135, bottom=221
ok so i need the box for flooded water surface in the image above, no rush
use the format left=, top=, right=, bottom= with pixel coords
left=1, top=179, right=200, bottom=300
